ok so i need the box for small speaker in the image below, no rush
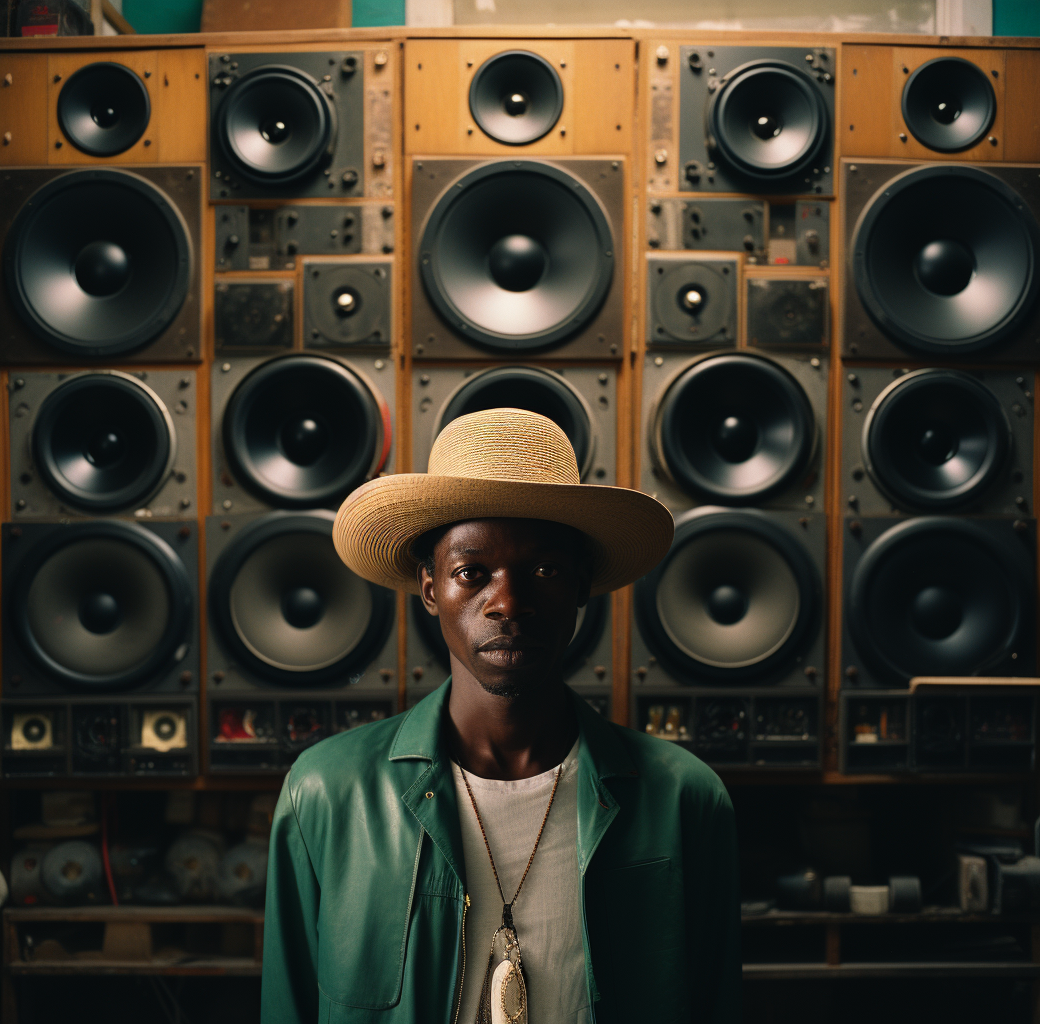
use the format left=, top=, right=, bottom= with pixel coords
left=211, top=353, right=393, bottom=515
left=411, top=364, right=616, bottom=482
left=303, top=259, right=392, bottom=348
left=215, top=281, right=293, bottom=351
left=1, top=521, right=198, bottom=697
left=641, top=351, right=827, bottom=513
left=40, top=841, right=104, bottom=906
left=411, top=158, right=623, bottom=359
left=57, top=62, right=150, bottom=157
left=646, top=254, right=737, bottom=347
left=842, top=160, right=1040, bottom=363
left=469, top=51, right=563, bottom=145
left=747, top=277, right=829, bottom=348
left=10, top=710, right=54, bottom=751
left=679, top=45, right=835, bottom=194
left=843, top=368, right=1033, bottom=516
left=139, top=709, right=188, bottom=753
left=205, top=512, right=398, bottom=693
left=0, top=166, right=201, bottom=365
left=9, top=369, right=197, bottom=519
left=902, top=57, right=996, bottom=153
left=842, top=516, right=1036, bottom=687
left=3, top=704, right=66, bottom=777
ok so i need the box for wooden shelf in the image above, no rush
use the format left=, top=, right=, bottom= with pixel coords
left=4, top=906, right=263, bottom=924
left=744, top=962, right=1040, bottom=980
left=741, top=908, right=1040, bottom=926
left=8, top=958, right=261, bottom=976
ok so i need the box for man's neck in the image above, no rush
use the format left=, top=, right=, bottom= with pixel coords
left=444, top=665, right=578, bottom=782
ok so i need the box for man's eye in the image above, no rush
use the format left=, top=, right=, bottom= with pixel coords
left=454, top=567, right=483, bottom=581
left=533, top=565, right=559, bottom=578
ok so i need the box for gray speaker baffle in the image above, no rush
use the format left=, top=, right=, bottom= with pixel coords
left=747, top=277, right=829, bottom=348
left=646, top=254, right=737, bottom=348
left=215, top=280, right=293, bottom=351
left=304, top=260, right=392, bottom=348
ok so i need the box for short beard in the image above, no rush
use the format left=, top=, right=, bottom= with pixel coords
left=475, top=677, right=528, bottom=700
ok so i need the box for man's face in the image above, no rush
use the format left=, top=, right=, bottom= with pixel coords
left=418, top=518, right=591, bottom=698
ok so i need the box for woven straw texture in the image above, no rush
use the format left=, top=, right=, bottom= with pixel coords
left=332, top=409, right=674, bottom=596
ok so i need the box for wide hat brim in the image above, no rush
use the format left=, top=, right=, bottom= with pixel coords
left=332, top=473, right=675, bottom=596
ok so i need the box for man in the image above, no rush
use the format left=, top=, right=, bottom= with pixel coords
left=262, top=408, right=741, bottom=1024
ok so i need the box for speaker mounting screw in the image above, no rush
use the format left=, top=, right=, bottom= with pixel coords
left=1015, top=496, right=1027, bottom=509
left=654, top=149, right=668, bottom=166
left=15, top=499, right=25, bottom=510
left=419, top=375, right=430, bottom=385
left=2, top=132, right=10, bottom=145
left=12, top=378, right=24, bottom=389
left=598, top=373, right=608, bottom=384
left=849, top=520, right=862, bottom=537
left=988, top=136, right=998, bottom=146
left=847, top=496, right=858, bottom=509
left=413, top=667, right=424, bottom=680
left=852, top=467, right=864, bottom=481
left=179, top=498, right=191, bottom=510
left=342, top=169, right=359, bottom=187
left=636, top=666, right=648, bottom=680
left=845, top=666, right=859, bottom=681
left=654, top=356, right=664, bottom=366
left=810, top=357, right=821, bottom=369
left=53, top=74, right=61, bottom=82
left=223, top=499, right=233, bottom=510
left=179, top=671, right=192, bottom=686
left=899, top=133, right=907, bottom=142
left=847, top=373, right=859, bottom=386
left=594, top=665, right=607, bottom=679
left=804, top=495, right=814, bottom=506
left=804, top=666, right=818, bottom=679
left=1014, top=519, right=1029, bottom=535
left=54, top=140, right=62, bottom=148
left=852, top=399, right=863, bottom=413
left=213, top=671, right=225, bottom=683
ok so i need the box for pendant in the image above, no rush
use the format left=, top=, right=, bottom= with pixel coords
left=475, top=926, right=527, bottom=1024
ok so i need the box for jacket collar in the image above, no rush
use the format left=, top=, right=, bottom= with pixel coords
left=390, top=680, right=636, bottom=880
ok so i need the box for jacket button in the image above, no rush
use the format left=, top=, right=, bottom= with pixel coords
left=425, top=791, right=434, bottom=799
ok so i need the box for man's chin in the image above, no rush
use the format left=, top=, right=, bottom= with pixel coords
left=473, top=669, right=557, bottom=700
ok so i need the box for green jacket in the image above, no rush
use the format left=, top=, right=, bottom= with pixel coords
left=261, top=681, right=741, bottom=1023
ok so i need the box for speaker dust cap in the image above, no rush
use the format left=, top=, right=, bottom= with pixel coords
left=12, top=521, right=193, bottom=690
left=469, top=50, right=564, bottom=145
left=636, top=508, right=820, bottom=681
left=852, top=165, right=1040, bottom=356
left=902, top=57, right=996, bottom=153
left=32, top=371, right=175, bottom=513
left=848, top=517, right=1032, bottom=684
left=222, top=354, right=387, bottom=508
left=863, top=369, right=1011, bottom=511
left=656, top=353, right=815, bottom=503
left=2, top=169, right=193, bottom=357
left=419, top=161, right=614, bottom=351
left=57, top=62, right=151, bottom=157
left=651, top=259, right=734, bottom=345
left=209, top=512, right=393, bottom=685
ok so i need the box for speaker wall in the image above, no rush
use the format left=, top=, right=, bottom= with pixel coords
left=411, top=158, right=623, bottom=360
left=412, top=365, right=615, bottom=482
left=211, top=353, right=393, bottom=515
left=303, top=259, right=392, bottom=348
left=215, top=281, right=293, bottom=351
left=747, top=277, right=829, bottom=349
left=842, top=516, right=1036, bottom=687
left=842, top=160, right=1040, bottom=363
left=646, top=254, right=737, bottom=348
left=9, top=370, right=196, bottom=519
left=678, top=45, right=835, bottom=195
left=1, top=521, right=198, bottom=696
left=843, top=368, right=1032, bottom=516
left=0, top=166, right=201, bottom=365
left=642, top=351, right=826, bottom=513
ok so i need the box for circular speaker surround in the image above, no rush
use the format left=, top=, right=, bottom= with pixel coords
left=437, top=366, right=594, bottom=478
left=863, top=369, right=1011, bottom=511
left=847, top=518, right=1032, bottom=684
left=706, top=60, right=829, bottom=180
left=2, top=169, right=193, bottom=357
left=468, top=50, right=564, bottom=145
left=852, top=164, right=1040, bottom=355
left=655, top=353, right=815, bottom=504
left=223, top=355, right=388, bottom=508
left=901, top=57, right=996, bottom=153
left=305, top=264, right=388, bottom=345
left=32, top=371, right=175, bottom=513
left=652, top=261, right=732, bottom=343
left=215, top=65, right=336, bottom=184
left=209, top=512, right=394, bottom=686
left=12, top=522, right=192, bottom=690
left=419, top=161, right=614, bottom=351
left=57, top=62, right=151, bottom=156
left=635, top=508, right=821, bottom=681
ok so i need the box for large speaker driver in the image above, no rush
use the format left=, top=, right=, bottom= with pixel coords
left=209, top=512, right=394, bottom=685
left=902, top=57, right=996, bottom=153
left=57, top=62, right=151, bottom=157
left=863, top=370, right=1011, bottom=511
left=847, top=518, right=1033, bottom=684
left=32, top=371, right=175, bottom=513
left=636, top=508, right=820, bottom=681
left=851, top=165, right=1040, bottom=355
left=223, top=355, right=387, bottom=509
left=3, top=169, right=192, bottom=357
left=437, top=366, right=593, bottom=476
left=654, top=354, right=815, bottom=503
left=214, top=66, right=336, bottom=185
left=11, top=522, right=192, bottom=690
left=706, top=60, right=829, bottom=181
left=419, top=161, right=614, bottom=351
left=469, top=50, right=564, bottom=145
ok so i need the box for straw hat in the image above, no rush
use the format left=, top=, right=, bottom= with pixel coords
left=332, top=408, right=674, bottom=596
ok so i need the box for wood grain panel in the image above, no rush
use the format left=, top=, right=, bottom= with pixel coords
left=404, top=39, right=459, bottom=154
left=571, top=38, right=633, bottom=155
left=0, top=53, right=49, bottom=167
left=1004, top=48, right=1040, bottom=163
left=156, top=48, right=207, bottom=163
left=839, top=45, right=894, bottom=157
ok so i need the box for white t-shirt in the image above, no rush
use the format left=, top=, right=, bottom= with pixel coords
left=451, top=739, right=591, bottom=1024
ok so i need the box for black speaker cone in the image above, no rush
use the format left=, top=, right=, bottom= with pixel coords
left=438, top=366, right=593, bottom=476
left=305, top=264, right=388, bottom=346
left=852, top=165, right=1040, bottom=355
left=32, top=372, right=174, bottom=513
left=209, top=512, right=393, bottom=685
left=469, top=50, right=564, bottom=145
left=12, top=522, right=192, bottom=690
left=847, top=518, right=1032, bottom=684
left=419, top=161, right=614, bottom=350
left=215, top=65, right=336, bottom=184
left=57, top=62, right=151, bottom=157
left=863, top=369, right=1011, bottom=510
left=706, top=60, right=828, bottom=180
left=3, top=169, right=193, bottom=356
left=652, top=261, right=732, bottom=343
left=635, top=509, right=820, bottom=681
left=902, top=57, right=996, bottom=153
left=656, top=354, right=815, bottom=503
left=223, top=355, right=384, bottom=508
